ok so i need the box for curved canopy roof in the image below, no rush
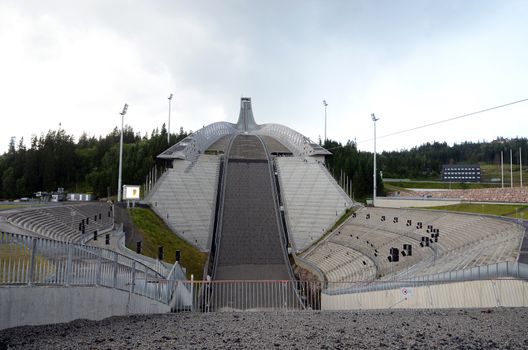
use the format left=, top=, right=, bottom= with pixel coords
left=157, top=97, right=331, bottom=161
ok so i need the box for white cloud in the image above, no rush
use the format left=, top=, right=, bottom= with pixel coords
left=0, top=0, right=527, bottom=154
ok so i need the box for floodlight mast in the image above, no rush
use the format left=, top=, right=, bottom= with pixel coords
left=371, top=113, right=379, bottom=207
left=117, top=103, right=128, bottom=202
left=168, top=93, right=173, bottom=144
left=520, top=147, right=523, bottom=187
left=323, top=99, right=328, bottom=143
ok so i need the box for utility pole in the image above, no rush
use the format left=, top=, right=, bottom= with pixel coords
left=167, top=93, right=173, bottom=144
left=510, top=149, right=513, bottom=188
left=371, top=113, right=379, bottom=207
left=323, top=100, right=328, bottom=143
left=117, top=103, right=128, bottom=202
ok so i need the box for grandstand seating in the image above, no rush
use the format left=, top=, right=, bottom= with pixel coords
left=6, top=203, right=114, bottom=243
left=147, top=154, right=220, bottom=251
left=303, top=241, right=376, bottom=287
left=275, top=157, right=354, bottom=252
left=303, top=207, right=525, bottom=283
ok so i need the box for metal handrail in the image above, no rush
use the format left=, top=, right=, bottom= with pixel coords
left=0, top=231, right=173, bottom=304
left=323, top=261, right=528, bottom=296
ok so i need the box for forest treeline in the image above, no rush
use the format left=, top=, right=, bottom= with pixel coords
left=324, top=137, right=527, bottom=199
left=0, top=125, right=188, bottom=199
left=377, top=137, right=527, bottom=179
left=0, top=126, right=525, bottom=200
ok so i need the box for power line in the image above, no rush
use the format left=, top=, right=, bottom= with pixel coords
left=356, top=98, right=528, bottom=144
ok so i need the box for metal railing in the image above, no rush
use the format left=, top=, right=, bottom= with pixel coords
left=324, top=261, right=528, bottom=296
left=3, top=231, right=527, bottom=312
left=171, top=280, right=319, bottom=312
left=321, top=277, right=528, bottom=310
left=169, top=276, right=528, bottom=312
left=0, top=232, right=177, bottom=304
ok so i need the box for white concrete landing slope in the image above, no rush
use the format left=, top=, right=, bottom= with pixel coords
left=147, top=154, right=220, bottom=251
left=276, top=157, right=354, bottom=252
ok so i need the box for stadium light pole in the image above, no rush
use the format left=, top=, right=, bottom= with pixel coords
left=501, top=151, right=504, bottom=188
left=323, top=99, right=328, bottom=143
left=167, top=93, right=173, bottom=144
left=117, top=103, right=128, bottom=202
left=520, top=147, right=523, bottom=187
left=371, top=113, right=379, bottom=207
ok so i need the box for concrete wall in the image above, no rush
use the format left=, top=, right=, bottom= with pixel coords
left=375, top=197, right=461, bottom=208
left=293, top=255, right=326, bottom=283
left=322, top=279, right=528, bottom=310
left=0, top=286, right=171, bottom=330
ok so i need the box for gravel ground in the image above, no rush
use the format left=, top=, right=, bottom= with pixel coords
left=1, top=308, right=528, bottom=349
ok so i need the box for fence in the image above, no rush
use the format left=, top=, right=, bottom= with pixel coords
left=3, top=230, right=527, bottom=312
left=0, top=232, right=175, bottom=304
left=169, top=277, right=528, bottom=312
left=171, top=280, right=319, bottom=312
left=324, top=261, right=528, bottom=296
left=321, top=278, right=528, bottom=310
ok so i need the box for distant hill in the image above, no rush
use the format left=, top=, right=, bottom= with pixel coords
left=324, top=137, right=527, bottom=199
left=377, top=137, right=527, bottom=180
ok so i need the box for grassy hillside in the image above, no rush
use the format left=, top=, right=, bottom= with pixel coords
left=0, top=243, right=51, bottom=282
left=127, top=208, right=207, bottom=280
left=383, top=162, right=527, bottom=191
left=422, top=203, right=528, bottom=219
left=480, top=164, right=527, bottom=185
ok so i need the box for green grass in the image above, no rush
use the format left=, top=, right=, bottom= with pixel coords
left=127, top=208, right=207, bottom=280
left=300, top=208, right=356, bottom=254
left=383, top=163, right=527, bottom=191
left=0, top=244, right=51, bottom=282
left=0, top=204, right=37, bottom=210
left=422, top=203, right=528, bottom=219
left=480, top=164, right=527, bottom=185
left=329, top=208, right=356, bottom=232
left=384, top=181, right=499, bottom=190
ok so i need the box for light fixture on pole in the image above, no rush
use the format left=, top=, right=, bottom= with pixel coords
left=167, top=93, right=173, bottom=144
left=501, top=151, right=504, bottom=188
left=371, top=113, right=379, bottom=207
left=520, top=147, right=523, bottom=188
left=323, top=99, right=328, bottom=143
left=117, top=103, right=128, bottom=202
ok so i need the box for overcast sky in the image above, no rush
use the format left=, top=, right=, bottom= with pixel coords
left=1, top=0, right=527, bottom=154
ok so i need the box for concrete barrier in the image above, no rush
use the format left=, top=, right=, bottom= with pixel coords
left=0, top=286, right=170, bottom=330
left=375, top=197, right=461, bottom=208
left=322, top=279, right=528, bottom=310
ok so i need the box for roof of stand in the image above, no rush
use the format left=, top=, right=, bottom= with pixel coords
left=157, top=97, right=331, bottom=160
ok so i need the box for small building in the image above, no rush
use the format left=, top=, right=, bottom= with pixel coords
left=442, top=164, right=481, bottom=182
left=51, top=188, right=66, bottom=202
